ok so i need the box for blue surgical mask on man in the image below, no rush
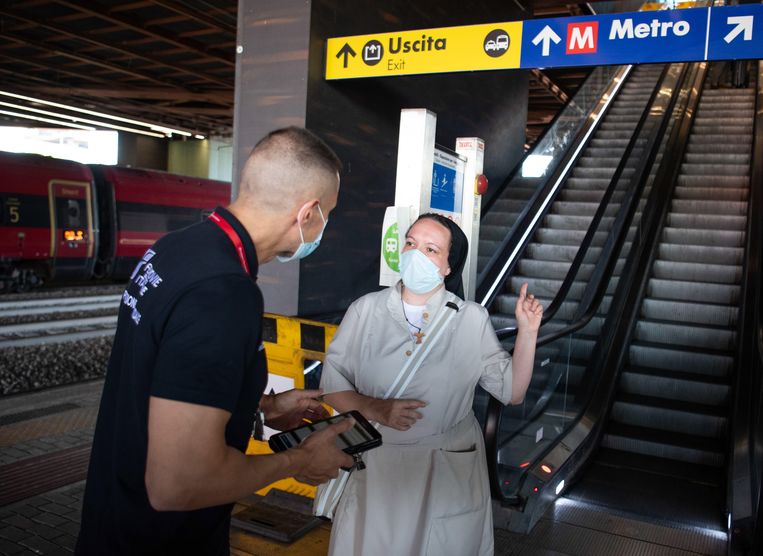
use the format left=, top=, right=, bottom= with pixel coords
left=399, top=249, right=444, bottom=294
left=277, top=204, right=327, bottom=263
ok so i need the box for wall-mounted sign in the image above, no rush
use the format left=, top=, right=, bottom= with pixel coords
left=325, top=5, right=763, bottom=80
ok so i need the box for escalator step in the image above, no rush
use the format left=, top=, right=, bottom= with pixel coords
left=620, top=366, right=730, bottom=406
left=673, top=186, right=748, bottom=201
left=572, top=166, right=619, bottom=179
left=551, top=201, right=620, bottom=217
left=679, top=163, right=751, bottom=177
left=594, top=447, right=724, bottom=487
left=656, top=243, right=743, bottom=265
left=665, top=213, right=746, bottom=231
left=611, top=393, right=727, bottom=439
left=688, top=133, right=752, bottom=145
left=557, top=189, right=620, bottom=203
left=535, top=228, right=609, bottom=247
left=602, top=422, right=725, bottom=467
left=651, top=260, right=741, bottom=284
left=591, top=138, right=629, bottom=148
left=690, top=123, right=753, bottom=135
left=661, top=226, right=746, bottom=246
left=640, top=298, right=738, bottom=327
left=525, top=243, right=599, bottom=263
left=646, top=278, right=740, bottom=304
left=684, top=152, right=750, bottom=165
left=628, top=341, right=733, bottom=377
left=686, top=142, right=752, bottom=155
left=671, top=200, right=748, bottom=216
left=516, top=259, right=580, bottom=280
left=565, top=177, right=611, bottom=190
left=693, top=117, right=752, bottom=127
left=544, top=214, right=613, bottom=231
left=633, top=320, right=735, bottom=351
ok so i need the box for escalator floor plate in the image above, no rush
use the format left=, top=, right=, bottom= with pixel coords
left=565, top=460, right=724, bottom=532
left=494, top=496, right=726, bottom=555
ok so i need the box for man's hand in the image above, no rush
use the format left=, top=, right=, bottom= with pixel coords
left=290, top=419, right=355, bottom=485
left=515, top=282, right=543, bottom=333
left=260, top=389, right=330, bottom=431
left=368, top=398, right=427, bottom=431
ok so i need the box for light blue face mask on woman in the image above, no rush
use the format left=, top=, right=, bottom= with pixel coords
left=277, top=205, right=327, bottom=263
left=399, top=249, right=444, bottom=294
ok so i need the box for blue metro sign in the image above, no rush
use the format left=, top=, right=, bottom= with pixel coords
left=520, top=5, right=763, bottom=70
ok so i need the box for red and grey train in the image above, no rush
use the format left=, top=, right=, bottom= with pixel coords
left=0, top=151, right=230, bottom=291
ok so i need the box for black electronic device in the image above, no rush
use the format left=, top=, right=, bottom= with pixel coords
left=268, top=410, right=382, bottom=460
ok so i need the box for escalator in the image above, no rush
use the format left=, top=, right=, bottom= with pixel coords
left=566, top=78, right=755, bottom=530
left=476, top=60, right=762, bottom=554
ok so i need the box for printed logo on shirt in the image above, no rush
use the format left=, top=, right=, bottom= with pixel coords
left=123, top=248, right=165, bottom=325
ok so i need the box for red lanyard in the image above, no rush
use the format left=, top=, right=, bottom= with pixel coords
left=209, top=212, right=250, bottom=274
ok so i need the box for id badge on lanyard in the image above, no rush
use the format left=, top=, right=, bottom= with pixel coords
left=209, top=212, right=250, bottom=274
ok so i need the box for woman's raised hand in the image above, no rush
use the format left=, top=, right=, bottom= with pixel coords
left=369, top=398, right=427, bottom=431
left=515, top=282, right=543, bottom=333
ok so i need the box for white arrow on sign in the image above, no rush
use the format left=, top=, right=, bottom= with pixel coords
left=532, top=25, right=562, bottom=57
left=724, top=15, right=754, bottom=44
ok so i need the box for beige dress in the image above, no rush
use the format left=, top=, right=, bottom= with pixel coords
left=320, top=283, right=513, bottom=556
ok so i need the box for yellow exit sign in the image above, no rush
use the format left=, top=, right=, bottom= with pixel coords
left=326, top=22, right=523, bottom=80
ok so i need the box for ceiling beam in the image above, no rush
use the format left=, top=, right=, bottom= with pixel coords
left=1, top=31, right=186, bottom=89
left=28, top=86, right=232, bottom=105
left=50, top=0, right=234, bottom=66
left=530, top=69, right=570, bottom=105
left=151, top=0, right=237, bottom=35
left=0, top=7, right=232, bottom=89
left=0, top=29, right=228, bottom=94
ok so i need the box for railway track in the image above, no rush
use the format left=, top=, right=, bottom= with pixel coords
left=0, top=293, right=121, bottom=348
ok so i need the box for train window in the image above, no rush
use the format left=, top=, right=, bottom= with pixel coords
left=66, top=200, right=82, bottom=227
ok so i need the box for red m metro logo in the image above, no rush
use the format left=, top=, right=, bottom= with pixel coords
left=566, top=21, right=599, bottom=54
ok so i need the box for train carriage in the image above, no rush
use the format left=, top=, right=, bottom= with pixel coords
left=1, top=151, right=231, bottom=291
left=1, top=151, right=98, bottom=290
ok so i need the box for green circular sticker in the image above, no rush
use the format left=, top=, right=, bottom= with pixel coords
left=382, top=223, right=400, bottom=272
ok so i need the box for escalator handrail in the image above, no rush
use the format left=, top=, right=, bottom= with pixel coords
left=492, top=64, right=675, bottom=341
left=728, top=58, right=763, bottom=551
left=490, top=63, right=689, bottom=442
left=485, top=61, right=708, bottom=504
left=476, top=65, right=633, bottom=307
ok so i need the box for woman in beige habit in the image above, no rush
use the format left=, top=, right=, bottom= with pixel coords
left=318, top=213, right=543, bottom=555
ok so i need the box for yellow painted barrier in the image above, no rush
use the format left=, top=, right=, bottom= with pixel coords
left=245, top=313, right=338, bottom=498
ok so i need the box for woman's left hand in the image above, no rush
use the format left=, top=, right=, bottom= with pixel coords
left=515, top=282, right=543, bottom=333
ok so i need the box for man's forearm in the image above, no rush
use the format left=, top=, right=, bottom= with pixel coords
left=147, top=444, right=306, bottom=511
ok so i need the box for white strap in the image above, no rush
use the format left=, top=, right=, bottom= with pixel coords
left=382, top=300, right=460, bottom=400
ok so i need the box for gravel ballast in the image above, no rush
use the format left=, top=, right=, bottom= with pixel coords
left=0, top=336, right=114, bottom=396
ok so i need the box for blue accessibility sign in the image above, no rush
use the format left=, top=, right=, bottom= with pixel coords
left=520, top=5, right=763, bottom=70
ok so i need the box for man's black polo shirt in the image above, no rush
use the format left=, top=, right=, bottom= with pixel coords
left=76, top=208, right=268, bottom=555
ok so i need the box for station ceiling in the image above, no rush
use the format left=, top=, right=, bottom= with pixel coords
left=0, top=0, right=589, bottom=145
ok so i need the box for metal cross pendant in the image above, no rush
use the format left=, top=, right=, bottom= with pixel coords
left=413, top=331, right=425, bottom=344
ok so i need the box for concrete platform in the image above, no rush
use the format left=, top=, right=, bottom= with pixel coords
left=0, top=379, right=726, bottom=555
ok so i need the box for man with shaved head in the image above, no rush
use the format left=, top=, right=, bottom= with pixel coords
left=76, top=127, right=352, bottom=556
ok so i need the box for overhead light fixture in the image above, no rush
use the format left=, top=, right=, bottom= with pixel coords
left=0, top=100, right=164, bottom=138
left=0, top=90, right=194, bottom=137
left=0, top=108, right=95, bottom=131
left=194, top=134, right=206, bottom=140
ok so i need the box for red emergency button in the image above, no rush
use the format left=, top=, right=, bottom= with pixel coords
left=475, top=174, right=488, bottom=195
